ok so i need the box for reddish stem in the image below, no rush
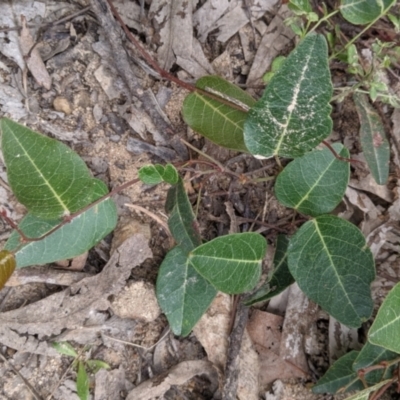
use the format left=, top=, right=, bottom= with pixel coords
left=105, top=0, right=248, bottom=112
left=0, top=209, right=32, bottom=242
left=0, top=177, right=141, bottom=245
left=322, top=140, right=364, bottom=165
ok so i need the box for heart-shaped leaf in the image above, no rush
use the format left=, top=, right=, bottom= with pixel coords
left=0, top=250, right=16, bottom=290
left=5, top=180, right=117, bottom=268
left=0, top=118, right=99, bottom=219
left=244, top=33, right=332, bottom=159
left=245, top=234, right=293, bottom=305
left=166, top=178, right=202, bottom=254
left=139, top=164, right=179, bottom=185
left=275, top=144, right=350, bottom=216
left=189, top=232, right=266, bottom=294
left=156, top=246, right=217, bottom=336
left=313, top=351, right=364, bottom=394
left=182, top=76, right=255, bottom=152
left=368, top=282, right=400, bottom=353
left=340, top=0, right=396, bottom=25
left=353, top=93, right=390, bottom=185
left=288, top=215, right=375, bottom=328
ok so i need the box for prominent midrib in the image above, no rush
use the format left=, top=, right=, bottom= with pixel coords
left=273, top=50, right=313, bottom=156
left=294, top=155, right=337, bottom=210
left=7, top=128, right=70, bottom=214
left=314, top=220, right=359, bottom=319
left=193, top=92, right=244, bottom=132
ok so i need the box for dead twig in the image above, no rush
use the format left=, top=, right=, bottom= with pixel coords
left=222, top=296, right=249, bottom=400
left=0, top=352, right=43, bottom=400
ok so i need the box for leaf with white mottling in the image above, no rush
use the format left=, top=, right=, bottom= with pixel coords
left=244, top=33, right=332, bottom=158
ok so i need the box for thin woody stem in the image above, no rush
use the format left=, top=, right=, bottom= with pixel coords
left=322, top=140, right=363, bottom=165
left=105, top=0, right=248, bottom=112
left=1, top=177, right=141, bottom=246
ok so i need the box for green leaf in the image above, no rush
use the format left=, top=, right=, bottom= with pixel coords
left=353, top=341, right=398, bottom=385
left=340, top=0, right=396, bottom=25
left=343, top=379, right=393, bottom=400
left=275, top=144, right=350, bottom=217
left=85, top=359, right=111, bottom=373
left=52, top=342, right=78, bottom=358
left=0, top=250, right=15, bottom=291
left=167, top=178, right=202, bottom=254
left=369, top=282, right=400, bottom=353
left=0, top=118, right=99, bottom=219
left=288, top=215, right=375, bottom=328
left=313, top=351, right=364, bottom=394
left=245, top=235, right=293, bottom=305
left=288, top=0, right=312, bottom=15
left=5, top=180, right=117, bottom=268
left=156, top=246, right=217, bottom=336
left=353, top=93, right=390, bottom=185
left=189, top=233, right=266, bottom=294
left=244, top=33, right=332, bottom=159
left=76, top=361, right=89, bottom=400
left=139, top=164, right=178, bottom=185
left=182, top=76, right=255, bottom=152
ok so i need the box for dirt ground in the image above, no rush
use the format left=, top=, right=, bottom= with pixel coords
left=0, top=1, right=399, bottom=399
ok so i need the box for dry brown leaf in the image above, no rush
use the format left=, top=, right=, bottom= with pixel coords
left=193, top=293, right=260, bottom=400
left=125, top=359, right=218, bottom=400
left=248, top=308, right=306, bottom=389
left=0, top=234, right=152, bottom=355
left=246, top=5, right=295, bottom=86
left=19, top=15, right=51, bottom=90
left=349, top=175, right=393, bottom=203
left=279, top=284, right=314, bottom=377
left=5, top=265, right=92, bottom=287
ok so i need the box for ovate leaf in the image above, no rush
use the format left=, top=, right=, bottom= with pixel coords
left=139, top=164, right=178, bottom=185
left=353, top=341, right=398, bottom=385
left=5, top=180, right=117, bottom=268
left=76, top=361, right=89, bottom=400
left=85, top=359, right=111, bottom=373
left=369, top=282, right=400, bottom=353
left=182, top=76, right=255, bottom=152
left=340, top=0, right=396, bottom=25
left=189, top=233, right=266, bottom=294
left=275, top=144, right=350, bottom=216
left=353, top=93, right=390, bottom=185
left=244, top=33, right=332, bottom=159
left=0, top=118, right=99, bottom=219
left=166, top=178, right=202, bottom=254
left=245, top=235, right=293, bottom=305
left=288, top=215, right=375, bottom=328
left=0, top=250, right=16, bottom=290
left=52, top=342, right=78, bottom=357
left=156, top=246, right=217, bottom=336
left=313, top=351, right=364, bottom=394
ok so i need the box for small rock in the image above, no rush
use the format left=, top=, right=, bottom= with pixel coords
left=111, top=281, right=161, bottom=322
left=53, top=96, right=71, bottom=115
left=93, top=104, right=103, bottom=123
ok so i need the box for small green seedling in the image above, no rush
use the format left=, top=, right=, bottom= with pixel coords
left=52, top=342, right=110, bottom=400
